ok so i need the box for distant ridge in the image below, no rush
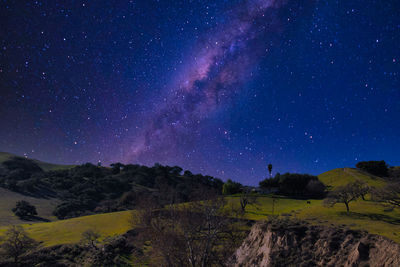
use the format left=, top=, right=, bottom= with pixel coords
left=0, top=151, right=75, bottom=171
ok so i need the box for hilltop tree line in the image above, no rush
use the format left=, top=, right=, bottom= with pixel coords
left=1, top=157, right=399, bottom=220
left=259, top=173, right=326, bottom=198
left=0, top=157, right=223, bottom=219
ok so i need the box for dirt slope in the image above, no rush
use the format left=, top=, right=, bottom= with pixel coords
left=232, top=220, right=400, bottom=267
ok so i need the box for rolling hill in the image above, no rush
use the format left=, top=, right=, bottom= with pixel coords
left=0, top=152, right=75, bottom=171
left=0, top=187, right=59, bottom=226
left=0, top=152, right=74, bottom=226
left=0, top=210, right=133, bottom=247
left=318, top=167, right=387, bottom=189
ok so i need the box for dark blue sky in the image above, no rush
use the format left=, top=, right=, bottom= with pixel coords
left=0, top=0, right=399, bottom=185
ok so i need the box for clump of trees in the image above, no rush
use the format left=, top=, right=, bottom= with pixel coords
left=0, top=157, right=44, bottom=192
left=259, top=173, right=326, bottom=198
left=0, top=157, right=224, bottom=219
left=12, top=200, right=37, bottom=219
left=222, top=179, right=242, bottom=195
left=356, top=160, right=389, bottom=177
left=0, top=225, right=39, bottom=265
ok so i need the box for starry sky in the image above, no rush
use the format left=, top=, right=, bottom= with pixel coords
left=0, top=0, right=399, bottom=185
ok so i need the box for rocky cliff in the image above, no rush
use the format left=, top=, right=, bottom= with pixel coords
left=232, top=220, right=400, bottom=267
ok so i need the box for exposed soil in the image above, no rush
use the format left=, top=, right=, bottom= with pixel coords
left=232, top=220, right=400, bottom=267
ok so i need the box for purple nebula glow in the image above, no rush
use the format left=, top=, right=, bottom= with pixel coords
left=127, top=0, right=288, bottom=164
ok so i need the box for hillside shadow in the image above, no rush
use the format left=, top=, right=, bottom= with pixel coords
left=340, top=211, right=400, bottom=225
left=22, top=216, right=51, bottom=223
left=19, top=186, right=58, bottom=199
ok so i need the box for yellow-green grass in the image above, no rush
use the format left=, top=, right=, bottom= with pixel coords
left=228, top=194, right=400, bottom=243
left=318, top=167, right=387, bottom=189
left=0, top=187, right=59, bottom=226
left=0, top=210, right=134, bottom=247
left=226, top=195, right=313, bottom=220
left=297, top=199, right=400, bottom=243
left=0, top=151, right=75, bottom=171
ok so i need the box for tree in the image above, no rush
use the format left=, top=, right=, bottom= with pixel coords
left=80, top=229, right=101, bottom=249
left=324, top=182, right=361, bottom=212
left=239, top=190, right=259, bottom=213
left=268, top=163, right=273, bottom=178
left=373, top=182, right=400, bottom=208
left=354, top=180, right=370, bottom=200
left=356, top=160, right=389, bottom=177
left=222, top=179, right=242, bottom=195
left=12, top=201, right=37, bottom=219
left=0, top=225, right=39, bottom=265
left=305, top=179, right=326, bottom=198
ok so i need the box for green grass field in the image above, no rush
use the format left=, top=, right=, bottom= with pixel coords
left=318, top=167, right=387, bottom=189
left=0, top=210, right=134, bottom=247
left=227, top=194, right=400, bottom=243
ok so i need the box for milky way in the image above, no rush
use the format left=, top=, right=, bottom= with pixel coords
left=2, top=0, right=399, bottom=184
left=129, top=0, right=289, bottom=164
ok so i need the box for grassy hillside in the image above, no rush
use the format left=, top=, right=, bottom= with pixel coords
left=318, top=167, right=387, bottom=189
left=0, top=210, right=133, bottom=247
left=227, top=195, right=400, bottom=243
left=0, top=152, right=74, bottom=171
left=0, top=187, right=59, bottom=226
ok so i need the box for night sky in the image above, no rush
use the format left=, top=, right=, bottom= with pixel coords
left=1, top=0, right=399, bottom=185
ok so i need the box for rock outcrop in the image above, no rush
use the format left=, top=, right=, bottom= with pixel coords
left=232, top=220, right=400, bottom=267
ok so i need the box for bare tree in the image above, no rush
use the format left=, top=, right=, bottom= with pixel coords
left=372, top=182, right=400, bottom=208
left=239, top=189, right=259, bottom=213
left=133, top=196, right=245, bottom=266
left=80, top=229, right=101, bottom=250
left=324, top=182, right=361, bottom=212
left=354, top=180, right=370, bottom=200
left=0, top=225, right=39, bottom=266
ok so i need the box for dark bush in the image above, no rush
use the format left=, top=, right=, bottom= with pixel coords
left=12, top=200, right=37, bottom=219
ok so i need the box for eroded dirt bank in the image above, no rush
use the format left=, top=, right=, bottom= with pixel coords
left=232, top=220, right=400, bottom=267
